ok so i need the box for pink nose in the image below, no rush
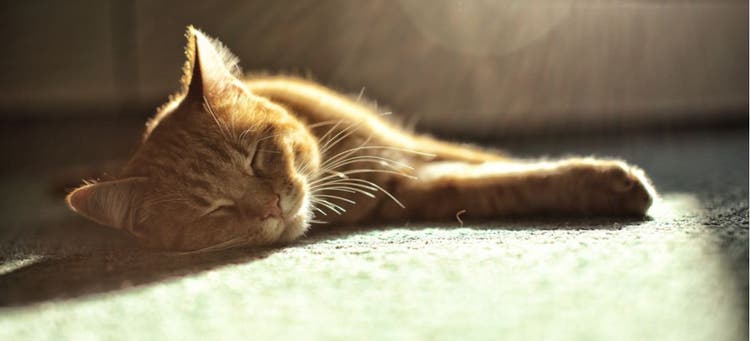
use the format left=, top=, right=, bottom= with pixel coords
left=263, top=195, right=282, bottom=219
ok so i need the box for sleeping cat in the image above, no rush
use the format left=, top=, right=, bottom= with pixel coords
left=66, top=27, right=656, bottom=252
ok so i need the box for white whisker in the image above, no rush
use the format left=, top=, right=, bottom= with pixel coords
left=202, top=97, right=232, bottom=142
left=355, top=87, right=366, bottom=102
left=311, top=186, right=356, bottom=193
left=322, top=155, right=413, bottom=172
left=319, top=120, right=366, bottom=156
left=306, top=119, right=345, bottom=130
left=329, top=145, right=435, bottom=159
left=319, top=134, right=374, bottom=169
left=311, top=198, right=346, bottom=214
left=313, top=185, right=362, bottom=193
left=336, top=177, right=405, bottom=208
left=238, top=128, right=254, bottom=143
left=311, top=179, right=378, bottom=192
left=311, top=205, right=328, bottom=216
left=312, top=186, right=375, bottom=198
left=314, top=194, right=356, bottom=204
left=310, top=169, right=416, bottom=186
left=317, top=121, right=344, bottom=151
left=256, top=133, right=282, bottom=143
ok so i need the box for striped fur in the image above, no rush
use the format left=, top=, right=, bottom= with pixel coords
left=67, top=27, right=656, bottom=251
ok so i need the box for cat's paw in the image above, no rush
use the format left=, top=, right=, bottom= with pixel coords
left=566, top=160, right=655, bottom=216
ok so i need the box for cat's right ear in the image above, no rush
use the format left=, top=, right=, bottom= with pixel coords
left=66, top=177, right=148, bottom=230
left=182, top=26, right=241, bottom=102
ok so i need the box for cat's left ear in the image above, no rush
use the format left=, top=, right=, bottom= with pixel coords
left=182, top=26, right=242, bottom=101
left=66, top=177, right=148, bottom=230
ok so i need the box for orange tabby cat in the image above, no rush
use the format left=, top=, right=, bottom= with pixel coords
left=66, top=27, right=655, bottom=251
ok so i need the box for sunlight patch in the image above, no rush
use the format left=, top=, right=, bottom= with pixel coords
left=648, top=192, right=704, bottom=220
left=0, top=255, right=45, bottom=276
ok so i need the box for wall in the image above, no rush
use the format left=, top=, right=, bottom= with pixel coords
left=1, top=1, right=746, bottom=135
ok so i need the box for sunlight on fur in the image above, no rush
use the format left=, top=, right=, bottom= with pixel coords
left=66, top=26, right=657, bottom=252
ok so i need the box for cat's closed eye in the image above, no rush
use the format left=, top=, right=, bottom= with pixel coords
left=202, top=199, right=236, bottom=217
left=247, top=141, right=260, bottom=175
left=252, top=140, right=283, bottom=176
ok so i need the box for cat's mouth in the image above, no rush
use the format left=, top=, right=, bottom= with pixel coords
left=274, top=192, right=312, bottom=242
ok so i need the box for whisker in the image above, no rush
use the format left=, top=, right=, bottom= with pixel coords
left=322, top=155, right=413, bottom=172
left=320, top=134, right=374, bottom=169
left=256, top=133, right=282, bottom=143
left=314, top=194, right=356, bottom=205
left=311, top=179, right=378, bottom=191
left=311, top=198, right=346, bottom=215
left=310, top=176, right=403, bottom=208
left=238, top=128, right=254, bottom=143
left=235, top=101, right=261, bottom=144
left=328, top=145, right=436, bottom=159
left=310, top=169, right=416, bottom=186
left=312, top=186, right=375, bottom=198
left=311, top=205, right=328, bottom=216
left=313, top=197, right=347, bottom=212
left=306, top=119, right=345, bottom=130
left=311, top=186, right=356, bottom=194
left=335, top=177, right=405, bottom=208
left=296, top=160, right=310, bottom=177
left=319, top=120, right=366, bottom=156
left=202, top=97, right=232, bottom=142
left=317, top=121, right=344, bottom=150
left=310, top=179, right=378, bottom=192
left=355, top=87, right=366, bottom=102
left=313, top=179, right=378, bottom=193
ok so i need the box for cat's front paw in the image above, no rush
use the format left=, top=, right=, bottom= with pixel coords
left=566, top=160, right=655, bottom=216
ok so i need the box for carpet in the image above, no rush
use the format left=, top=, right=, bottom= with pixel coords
left=0, top=127, right=746, bottom=340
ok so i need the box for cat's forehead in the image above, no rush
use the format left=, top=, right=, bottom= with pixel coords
left=145, top=157, right=252, bottom=198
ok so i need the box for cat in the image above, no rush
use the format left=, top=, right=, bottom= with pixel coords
left=66, top=27, right=656, bottom=252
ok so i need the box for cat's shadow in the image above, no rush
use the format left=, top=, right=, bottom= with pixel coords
left=0, top=215, right=649, bottom=308
left=0, top=220, right=282, bottom=307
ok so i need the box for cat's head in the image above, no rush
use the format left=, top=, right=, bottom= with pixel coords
left=66, top=27, right=320, bottom=251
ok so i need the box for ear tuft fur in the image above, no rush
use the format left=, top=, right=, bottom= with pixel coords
left=181, top=26, right=242, bottom=95
left=66, top=177, right=148, bottom=230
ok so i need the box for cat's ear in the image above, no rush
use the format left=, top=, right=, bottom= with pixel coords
left=66, top=177, right=148, bottom=230
left=182, top=26, right=242, bottom=101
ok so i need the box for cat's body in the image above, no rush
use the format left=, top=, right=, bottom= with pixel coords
left=67, top=27, right=655, bottom=251
left=244, top=76, right=653, bottom=221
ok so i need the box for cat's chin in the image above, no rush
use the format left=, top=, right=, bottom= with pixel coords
left=276, top=212, right=311, bottom=243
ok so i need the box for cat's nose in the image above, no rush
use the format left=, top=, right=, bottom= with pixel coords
left=262, top=195, right=282, bottom=219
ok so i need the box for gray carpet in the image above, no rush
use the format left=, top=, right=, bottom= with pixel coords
left=0, top=123, right=746, bottom=340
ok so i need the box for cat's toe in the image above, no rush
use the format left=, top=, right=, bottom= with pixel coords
left=622, top=178, right=653, bottom=215
left=603, top=165, right=635, bottom=192
left=568, top=161, right=656, bottom=216
left=601, top=163, right=654, bottom=215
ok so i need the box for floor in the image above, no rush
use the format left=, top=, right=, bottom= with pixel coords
left=0, top=118, right=747, bottom=340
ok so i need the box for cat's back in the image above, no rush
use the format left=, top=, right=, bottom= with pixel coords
left=243, top=75, right=383, bottom=124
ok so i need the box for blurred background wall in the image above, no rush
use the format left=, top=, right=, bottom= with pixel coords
left=0, top=0, right=746, bottom=137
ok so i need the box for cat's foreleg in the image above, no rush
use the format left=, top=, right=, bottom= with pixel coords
left=377, top=158, right=655, bottom=221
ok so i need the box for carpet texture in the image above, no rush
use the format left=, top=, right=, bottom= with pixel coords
left=0, top=128, right=747, bottom=340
